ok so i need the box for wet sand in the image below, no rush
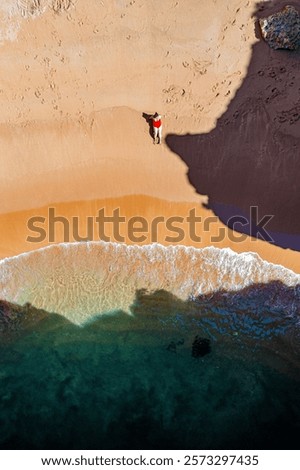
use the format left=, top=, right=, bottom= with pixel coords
left=1, top=195, right=300, bottom=273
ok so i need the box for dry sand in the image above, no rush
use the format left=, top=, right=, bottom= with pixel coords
left=0, top=0, right=299, bottom=273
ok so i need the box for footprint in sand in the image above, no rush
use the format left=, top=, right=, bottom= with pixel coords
left=52, top=0, right=72, bottom=13
left=18, top=0, right=41, bottom=17
left=18, top=0, right=74, bottom=16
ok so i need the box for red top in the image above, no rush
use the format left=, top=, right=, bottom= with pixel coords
left=153, top=119, right=162, bottom=128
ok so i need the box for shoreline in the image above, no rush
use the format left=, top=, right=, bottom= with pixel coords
left=1, top=194, right=299, bottom=274
left=1, top=240, right=299, bottom=325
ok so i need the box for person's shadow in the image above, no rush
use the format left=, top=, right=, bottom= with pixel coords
left=142, top=113, right=154, bottom=140
left=166, top=0, right=300, bottom=251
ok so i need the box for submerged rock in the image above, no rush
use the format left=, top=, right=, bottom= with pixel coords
left=0, top=300, right=52, bottom=339
left=192, top=336, right=211, bottom=358
left=166, top=338, right=185, bottom=353
left=259, top=5, right=300, bottom=50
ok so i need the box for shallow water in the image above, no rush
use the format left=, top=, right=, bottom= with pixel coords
left=0, top=242, right=299, bottom=324
left=1, top=283, right=300, bottom=450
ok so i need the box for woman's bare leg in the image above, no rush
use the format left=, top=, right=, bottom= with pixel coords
left=158, top=126, right=163, bottom=144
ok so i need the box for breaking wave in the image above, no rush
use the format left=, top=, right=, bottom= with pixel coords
left=0, top=242, right=299, bottom=324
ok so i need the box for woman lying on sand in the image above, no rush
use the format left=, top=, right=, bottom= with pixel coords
left=151, top=112, right=163, bottom=144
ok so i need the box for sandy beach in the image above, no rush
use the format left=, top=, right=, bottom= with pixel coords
left=0, top=0, right=299, bottom=273
left=1, top=1, right=300, bottom=452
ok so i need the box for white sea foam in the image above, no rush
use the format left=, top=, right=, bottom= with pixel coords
left=0, top=242, right=299, bottom=325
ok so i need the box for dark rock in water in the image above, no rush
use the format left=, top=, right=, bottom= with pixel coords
left=166, top=341, right=177, bottom=353
left=166, top=338, right=185, bottom=353
left=259, top=5, right=300, bottom=50
left=0, top=300, right=57, bottom=340
left=192, top=336, right=211, bottom=358
left=0, top=300, right=24, bottom=333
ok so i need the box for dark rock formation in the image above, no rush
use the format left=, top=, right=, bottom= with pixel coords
left=166, top=338, right=185, bottom=353
left=166, top=340, right=177, bottom=353
left=0, top=300, right=57, bottom=340
left=192, top=336, right=211, bottom=358
left=259, top=5, right=300, bottom=50
left=0, top=300, right=26, bottom=334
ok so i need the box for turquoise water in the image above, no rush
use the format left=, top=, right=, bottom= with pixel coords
left=0, top=283, right=300, bottom=449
